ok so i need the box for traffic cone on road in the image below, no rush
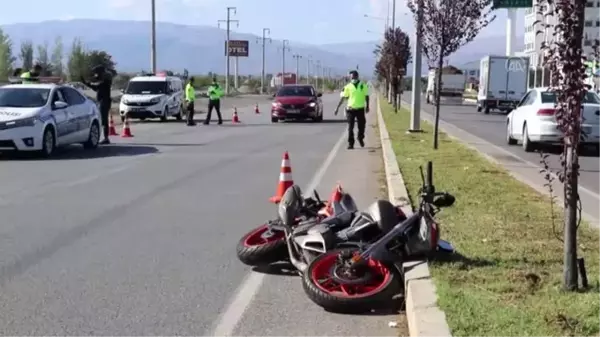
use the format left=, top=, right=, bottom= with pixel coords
left=121, top=116, right=134, bottom=138
left=232, top=107, right=240, bottom=123
left=108, top=114, right=118, bottom=136
left=321, top=183, right=344, bottom=216
left=269, top=151, right=294, bottom=204
left=254, top=104, right=260, bottom=114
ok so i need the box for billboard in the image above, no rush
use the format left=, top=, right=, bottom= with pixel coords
left=225, top=40, right=249, bottom=57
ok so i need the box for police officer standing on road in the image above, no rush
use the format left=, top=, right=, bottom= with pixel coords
left=81, top=65, right=113, bottom=144
left=334, top=70, right=369, bottom=149
left=185, top=77, right=196, bottom=126
left=20, top=64, right=43, bottom=84
left=204, top=77, right=224, bottom=125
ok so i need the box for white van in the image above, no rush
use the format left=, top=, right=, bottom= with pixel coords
left=119, top=75, right=184, bottom=122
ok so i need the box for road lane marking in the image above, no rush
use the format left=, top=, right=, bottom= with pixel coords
left=209, top=128, right=347, bottom=337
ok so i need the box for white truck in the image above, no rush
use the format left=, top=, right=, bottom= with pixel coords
left=425, top=69, right=466, bottom=104
left=477, top=55, right=529, bottom=114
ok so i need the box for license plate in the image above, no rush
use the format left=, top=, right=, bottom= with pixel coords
left=287, top=109, right=299, bottom=114
left=130, top=108, right=145, bottom=112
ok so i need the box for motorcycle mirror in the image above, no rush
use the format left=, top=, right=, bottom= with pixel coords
left=438, top=239, right=455, bottom=253
left=419, top=165, right=425, bottom=187
left=432, top=193, right=455, bottom=208
left=313, top=189, right=322, bottom=203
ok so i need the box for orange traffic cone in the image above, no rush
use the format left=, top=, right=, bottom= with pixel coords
left=121, top=116, right=134, bottom=138
left=322, top=183, right=344, bottom=216
left=108, top=114, right=118, bottom=136
left=254, top=104, right=260, bottom=114
left=232, top=107, right=240, bottom=123
left=269, top=151, right=294, bottom=203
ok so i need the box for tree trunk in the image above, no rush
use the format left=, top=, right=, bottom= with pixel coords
left=433, top=53, right=444, bottom=149
left=563, top=141, right=579, bottom=290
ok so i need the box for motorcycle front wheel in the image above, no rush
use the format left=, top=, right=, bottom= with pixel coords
left=301, top=248, right=399, bottom=313
left=236, top=224, right=288, bottom=266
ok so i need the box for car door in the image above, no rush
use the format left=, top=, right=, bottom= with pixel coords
left=50, top=89, right=74, bottom=145
left=61, top=87, right=91, bottom=142
left=511, top=90, right=535, bottom=139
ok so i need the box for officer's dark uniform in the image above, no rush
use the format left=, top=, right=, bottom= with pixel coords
left=204, top=79, right=224, bottom=125
left=82, top=66, right=113, bottom=144
left=335, top=70, right=370, bottom=149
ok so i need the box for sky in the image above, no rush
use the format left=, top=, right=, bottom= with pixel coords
left=0, top=0, right=525, bottom=45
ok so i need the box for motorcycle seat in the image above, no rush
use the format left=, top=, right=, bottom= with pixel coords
left=292, top=211, right=354, bottom=236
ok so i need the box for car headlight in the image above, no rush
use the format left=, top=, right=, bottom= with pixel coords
left=150, top=97, right=161, bottom=104
left=5, top=116, right=38, bottom=128
left=272, top=102, right=281, bottom=107
left=308, top=102, right=316, bottom=107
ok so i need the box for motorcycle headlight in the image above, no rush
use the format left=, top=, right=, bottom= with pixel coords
left=5, top=116, right=38, bottom=128
left=308, top=102, right=316, bottom=107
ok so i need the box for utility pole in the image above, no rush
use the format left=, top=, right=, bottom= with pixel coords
left=256, top=28, right=271, bottom=94
left=409, top=0, right=423, bottom=132
left=218, top=7, right=239, bottom=95
left=306, top=56, right=312, bottom=85
left=292, top=54, right=302, bottom=84
left=150, top=0, right=157, bottom=73
left=315, top=60, right=321, bottom=90
left=280, top=40, right=290, bottom=86
left=391, top=0, right=396, bottom=29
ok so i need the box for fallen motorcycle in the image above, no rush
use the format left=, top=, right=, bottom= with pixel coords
left=299, top=161, right=455, bottom=312
left=236, top=186, right=353, bottom=266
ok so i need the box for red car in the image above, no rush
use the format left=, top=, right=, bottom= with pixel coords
left=271, top=84, right=323, bottom=123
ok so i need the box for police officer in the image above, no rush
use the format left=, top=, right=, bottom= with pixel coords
left=185, top=77, right=196, bottom=126
left=335, top=70, right=370, bottom=149
left=204, top=77, right=224, bottom=125
left=20, top=64, right=42, bottom=84
left=81, top=65, right=113, bottom=144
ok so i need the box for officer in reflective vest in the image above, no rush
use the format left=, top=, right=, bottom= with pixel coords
left=335, top=70, right=370, bottom=149
left=185, top=77, right=196, bottom=126
left=204, top=77, right=224, bottom=125
left=20, top=64, right=42, bottom=84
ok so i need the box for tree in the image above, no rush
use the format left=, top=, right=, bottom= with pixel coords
left=67, top=38, right=88, bottom=81
left=406, top=0, right=495, bottom=149
left=19, top=40, right=34, bottom=70
left=36, top=42, right=53, bottom=76
left=51, top=36, right=64, bottom=78
left=85, top=49, right=117, bottom=75
left=0, top=28, right=15, bottom=80
left=374, top=28, right=412, bottom=112
left=538, top=0, right=598, bottom=291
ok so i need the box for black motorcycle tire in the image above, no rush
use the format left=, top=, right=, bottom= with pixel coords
left=236, top=225, right=288, bottom=266
left=301, top=248, right=400, bottom=313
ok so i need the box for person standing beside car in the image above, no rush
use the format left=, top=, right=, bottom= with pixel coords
left=185, top=77, right=196, bottom=126
left=20, top=64, right=42, bottom=84
left=81, top=65, right=113, bottom=144
left=204, top=77, right=224, bottom=125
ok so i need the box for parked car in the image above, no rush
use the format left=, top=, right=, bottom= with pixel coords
left=506, top=87, right=600, bottom=152
left=271, top=84, right=323, bottom=123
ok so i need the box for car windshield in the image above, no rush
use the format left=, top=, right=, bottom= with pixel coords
left=541, top=91, right=600, bottom=104
left=125, top=81, right=167, bottom=95
left=277, top=86, right=314, bottom=97
left=0, top=88, right=50, bottom=107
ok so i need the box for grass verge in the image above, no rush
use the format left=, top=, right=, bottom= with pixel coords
left=380, top=98, right=599, bottom=336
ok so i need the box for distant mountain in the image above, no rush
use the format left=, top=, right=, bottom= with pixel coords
left=0, top=19, right=523, bottom=77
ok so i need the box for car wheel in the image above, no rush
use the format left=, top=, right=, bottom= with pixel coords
left=176, top=104, right=183, bottom=120
left=120, top=115, right=125, bottom=123
left=40, top=126, right=56, bottom=158
left=522, top=124, right=535, bottom=152
left=160, top=108, right=167, bottom=122
left=271, top=117, right=278, bottom=123
left=506, top=121, right=517, bottom=145
left=83, top=121, right=100, bottom=149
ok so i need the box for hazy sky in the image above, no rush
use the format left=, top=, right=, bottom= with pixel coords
left=0, top=0, right=525, bottom=44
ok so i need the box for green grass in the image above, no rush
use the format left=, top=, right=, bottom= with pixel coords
left=380, top=98, right=600, bottom=336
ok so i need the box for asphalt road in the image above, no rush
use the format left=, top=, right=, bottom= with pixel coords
left=0, top=94, right=398, bottom=335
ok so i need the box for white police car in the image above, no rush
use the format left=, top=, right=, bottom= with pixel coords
left=0, top=83, right=102, bottom=157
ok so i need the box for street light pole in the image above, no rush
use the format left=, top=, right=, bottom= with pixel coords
left=306, top=56, right=312, bottom=85
left=315, top=60, right=321, bottom=89
left=293, top=54, right=302, bottom=84
left=391, top=0, right=396, bottom=29
left=409, top=0, right=423, bottom=132
left=280, top=40, right=290, bottom=85
left=256, top=28, right=271, bottom=94
left=218, top=7, right=239, bottom=95
left=150, top=0, right=157, bottom=73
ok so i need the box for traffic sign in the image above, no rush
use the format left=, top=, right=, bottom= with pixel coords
left=225, top=40, right=249, bottom=57
left=492, top=0, right=532, bottom=8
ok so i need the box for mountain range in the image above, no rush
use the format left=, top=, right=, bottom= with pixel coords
left=0, top=19, right=524, bottom=76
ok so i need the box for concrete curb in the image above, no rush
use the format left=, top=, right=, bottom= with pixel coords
left=376, top=96, right=452, bottom=337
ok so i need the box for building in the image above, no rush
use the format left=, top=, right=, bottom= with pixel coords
left=524, top=0, right=600, bottom=87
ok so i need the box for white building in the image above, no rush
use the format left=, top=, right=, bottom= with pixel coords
left=524, top=0, right=600, bottom=86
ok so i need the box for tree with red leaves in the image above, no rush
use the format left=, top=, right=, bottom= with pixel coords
left=406, top=0, right=495, bottom=149
left=374, top=27, right=412, bottom=112
left=537, top=0, right=599, bottom=291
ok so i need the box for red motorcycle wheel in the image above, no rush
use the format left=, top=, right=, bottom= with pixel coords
left=236, top=224, right=287, bottom=266
left=301, top=248, right=399, bottom=312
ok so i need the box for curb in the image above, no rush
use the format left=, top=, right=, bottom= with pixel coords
left=376, top=95, right=452, bottom=337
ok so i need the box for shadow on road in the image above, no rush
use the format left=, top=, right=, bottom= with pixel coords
left=1, top=144, right=159, bottom=161
left=537, top=144, right=599, bottom=158
left=252, top=262, right=299, bottom=277
left=324, top=293, right=405, bottom=316
left=129, top=142, right=206, bottom=147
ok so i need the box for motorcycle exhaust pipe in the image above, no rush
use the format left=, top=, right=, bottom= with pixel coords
left=283, top=228, right=308, bottom=273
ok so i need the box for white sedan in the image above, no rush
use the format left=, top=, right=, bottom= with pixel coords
left=506, top=87, right=600, bottom=152
left=0, top=83, right=102, bottom=157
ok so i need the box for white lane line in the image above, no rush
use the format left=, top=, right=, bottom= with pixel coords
left=209, top=128, right=348, bottom=337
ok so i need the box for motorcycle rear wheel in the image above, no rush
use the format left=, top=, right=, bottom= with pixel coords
left=301, top=248, right=399, bottom=313
left=236, top=224, right=288, bottom=266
